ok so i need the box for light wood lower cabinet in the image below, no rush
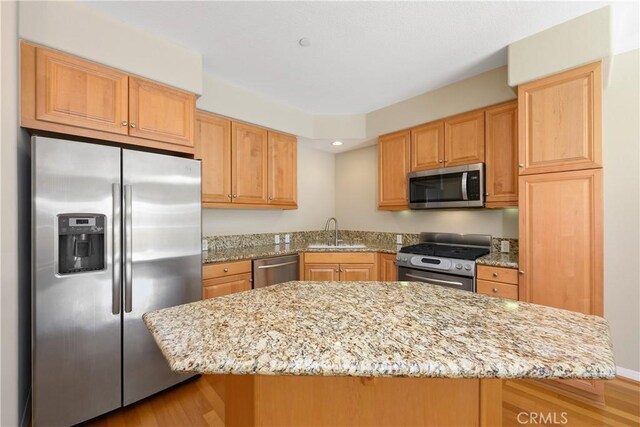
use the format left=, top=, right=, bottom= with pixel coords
left=485, top=101, right=518, bottom=207
left=378, top=253, right=398, bottom=281
left=202, top=260, right=252, bottom=299
left=476, top=265, right=519, bottom=300
left=302, top=252, right=377, bottom=281
left=477, top=280, right=518, bottom=300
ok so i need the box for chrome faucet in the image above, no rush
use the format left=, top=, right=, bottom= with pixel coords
left=324, top=217, right=339, bottom=246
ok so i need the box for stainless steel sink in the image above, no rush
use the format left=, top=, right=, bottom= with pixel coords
left=307, top=243, right=367, bottom=249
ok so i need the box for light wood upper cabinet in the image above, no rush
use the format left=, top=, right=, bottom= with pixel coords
left=22, top=42, right=197, bottom=154
left=128, top=77, right=195, bottom=147
left=444, top=110, right=485, bottom=167
left=485, top=101, right=518, bottom=207
left=378, top=253, right=398, bottom=281
left=195, top=112, right=232, bottom=203
left=267, top=132, right=297, bottom=207
left=518, top=62, right=602, bottom=175
left=378, top=130, right=411, bottom=210
left=519, top=168, right=603, bottom=316
left=232, top=122, right=269, bottom=205
left=411, top=122, right=444, bottom=171
left=35, top=47, right=129, bottom=135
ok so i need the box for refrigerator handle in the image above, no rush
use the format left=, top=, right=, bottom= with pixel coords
left=124, top=185, right=133, bottom=313
left=112, top=184, right=122, bottom=315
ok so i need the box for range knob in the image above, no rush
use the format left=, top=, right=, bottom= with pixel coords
left=464, top=265, right=472, bottom=271
left=455, top=263, right=462, bottom=270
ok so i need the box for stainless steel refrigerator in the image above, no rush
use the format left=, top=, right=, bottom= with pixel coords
left=32, top=136, right=202, bottom=426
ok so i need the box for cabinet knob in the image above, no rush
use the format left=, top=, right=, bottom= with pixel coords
left=492, top=287, right=498, bottom=293
left=438, top=160, right=443, bottom=163
left=269, top=197, right=273, bottom=201
left=227, top=194, right=232, bottom=199
left=233, top=194, right=237, bottom=198
left=223, top=268, right=228, bottom=272
left=130, top=123, right=137, bottom=129
left=121, top=121, right=128, bottom=126
left=519, top=270, right=525, bottom=275
left=492, top=272, right=498, bottom=277
left=335, top=269, right=339, bottom=273
left=519, top=163, right=524, bottom=168
left=484, top=192, right=490, bottom=196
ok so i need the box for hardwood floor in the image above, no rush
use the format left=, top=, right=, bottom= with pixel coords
left=85, top=376, right=639, bottom=426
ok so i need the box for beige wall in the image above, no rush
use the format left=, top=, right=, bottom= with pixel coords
left=1, top=2, right=32, bottom=426
left=335, top=146, right=519, bottom=237
left=18, top=1, right=203, bottom=94
left=366, top=66, right=516, bottom=138
left=602, top=49, right=639, bottom=372
left=508, top=6, right=612, bottom=86
left=202, top=143, right=335, bottom=235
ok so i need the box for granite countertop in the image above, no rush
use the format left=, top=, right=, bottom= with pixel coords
left=144, top=281, right=615, bottom=379
left=203, top=241, right=403, bottom=264
left=476, top=252, right=519, bottom=269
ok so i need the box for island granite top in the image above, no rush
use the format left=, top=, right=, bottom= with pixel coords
left=143, top=281, right=614, bottom=379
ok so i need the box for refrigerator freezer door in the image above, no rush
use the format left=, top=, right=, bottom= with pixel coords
left=122, top=149, right=202, bottom=405
left=32, top=137, right=122, bottom=426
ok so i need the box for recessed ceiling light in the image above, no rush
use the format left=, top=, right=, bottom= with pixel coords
left=332, top=141, right=343, bottom=146
left=298, top=37, right=311, bottom=47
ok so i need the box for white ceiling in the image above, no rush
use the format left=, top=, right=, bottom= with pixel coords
left=83, top=1, right=638, bottom=116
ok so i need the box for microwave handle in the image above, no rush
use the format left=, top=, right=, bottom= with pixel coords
left=461, top=172, right=468, bottom=201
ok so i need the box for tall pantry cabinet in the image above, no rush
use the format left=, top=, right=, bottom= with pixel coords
left=518, top=62, right=604, bottom=399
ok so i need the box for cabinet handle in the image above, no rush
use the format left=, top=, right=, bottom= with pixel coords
left=223, top=268, right=229, bottom=273
left=121, top=121, right=128, bottom=126
left=492, top=287, right=498, bottom=293
left=492, top=272, right=498, bottom=278
left=130, top=123, right=136, bottom=129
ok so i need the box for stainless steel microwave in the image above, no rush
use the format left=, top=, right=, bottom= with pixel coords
left=408, top=163, right=484, bottom=209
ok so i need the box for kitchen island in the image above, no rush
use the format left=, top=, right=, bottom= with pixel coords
left=144, top=281, right=615, bottom=426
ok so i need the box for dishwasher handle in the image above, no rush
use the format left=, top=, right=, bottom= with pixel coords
left=257, top=260, right=298, bottom=269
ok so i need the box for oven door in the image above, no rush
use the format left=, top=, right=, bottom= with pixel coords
left=398, top=267, right=475, bottom=292
left=408, top=163, right=484, bottom=209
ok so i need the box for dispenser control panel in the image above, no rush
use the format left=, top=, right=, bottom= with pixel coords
left=57, top=213, right=106, bottom=275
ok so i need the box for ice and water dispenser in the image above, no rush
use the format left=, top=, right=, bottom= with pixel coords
left=58, top=214, right=106, bottom=274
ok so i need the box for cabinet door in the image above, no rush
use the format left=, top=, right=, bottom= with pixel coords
left=232, top=123, right=269, bottom=205
left=267, top=132, right=297, bottom=207
left=129, top=77, right=195, bottom=147
left=304, top=264, right=340, bottom=281
left=378, top=131, right=410, bottom=210
left=518, top=62, right=602, bottom=175
left=519, top=169, right=603, bottom=316
left=202, top=273, right=252, bottom=299
left=485, top=102, right=518, bottom=207
left=340, top=264, right=376, bottom=281
left=378, top=253, right=397, bottom=281
left=195, top=112, right=232, bottom=203
left=444, top=110, right=485, bottom=167
left=35, top=47, right=129, bottom=135
left=411, top=122, right=444, bottom=171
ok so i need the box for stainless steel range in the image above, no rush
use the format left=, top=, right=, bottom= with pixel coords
left=396, top=232, right=491, bottom=292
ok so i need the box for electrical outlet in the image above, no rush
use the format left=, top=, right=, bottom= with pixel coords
left=274, top=234, right=280, bottom=244
left=500, top=240, right=510, bottom=253
left=284, top=234, right=290, bottom=244
left=201, top=239, right=208, bottom=251
left=396, top=234, right=403, bottom=244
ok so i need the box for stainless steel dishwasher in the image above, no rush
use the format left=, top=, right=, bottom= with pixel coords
left=252, top=254, right=300, bottom=288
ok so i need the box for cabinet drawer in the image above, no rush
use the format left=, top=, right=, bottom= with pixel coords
left=303, top=252, right=376, bottom=264
left=203, top=273, right=252, bottom=299
left=477, top=265, right=518, bottom=284
left=477, top=280, right=518, bottom=300
left=204, top=259, right=252, bottom=279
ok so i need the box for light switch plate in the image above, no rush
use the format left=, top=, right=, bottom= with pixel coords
left=396, top=234, right=403, bottom=244
left=274, top=234, right=280, bottom=244
left=500, top=241, right=510, bottom=253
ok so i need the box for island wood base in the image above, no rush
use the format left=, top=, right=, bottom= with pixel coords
left=226, top=375, right=502, bottom=426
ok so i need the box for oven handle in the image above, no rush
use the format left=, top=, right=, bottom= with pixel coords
left=461, top=172, right=468, bottom=201
left=404, top=273, right=465, bottom=287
